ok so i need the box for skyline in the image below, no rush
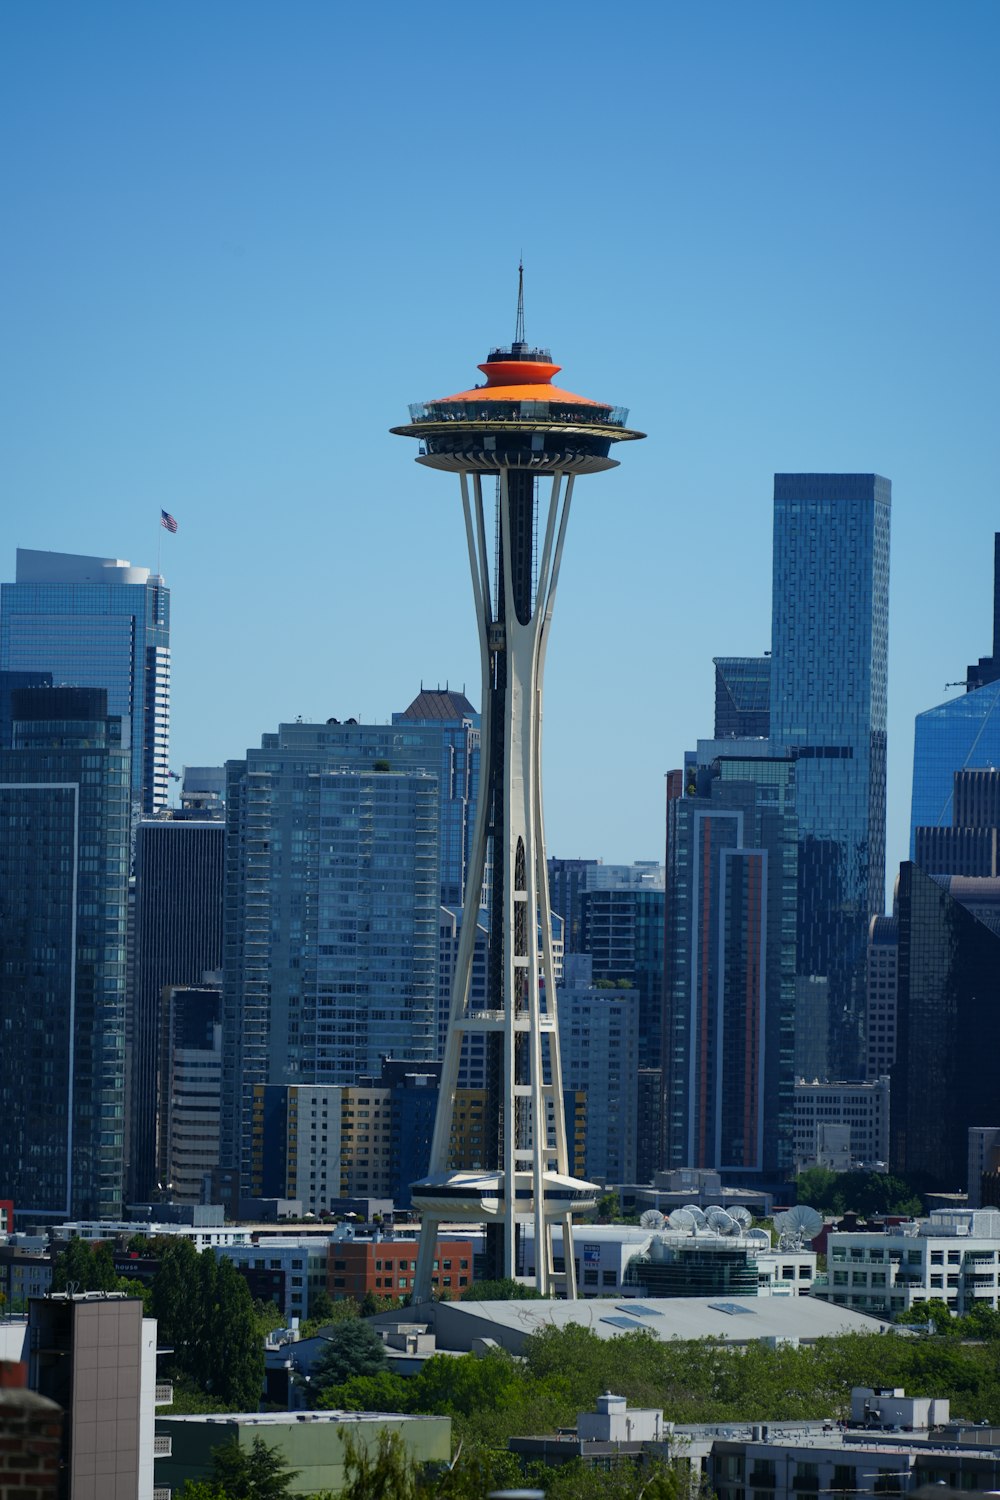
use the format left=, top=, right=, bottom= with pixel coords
left=3, top=2, right=999, bottom=889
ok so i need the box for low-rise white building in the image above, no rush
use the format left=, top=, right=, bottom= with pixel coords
left=57, top=1219, right=251, bottom=1250
left=517, top=1224, right=814, bottom=1300
left=812, top=1208, right=1000, bottom=1316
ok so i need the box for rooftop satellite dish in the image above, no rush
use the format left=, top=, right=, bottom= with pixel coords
left=706, top=1206, right=739, bottom=1236
left=772, top=1211, right=791, bottom=1235
left=730, top=1206, right=753, bottom=1231
left=640, top=1209, right=666, bottom=1230
left=682, top=1204, right=707, bottom=1228
left=745, top=1228, right=772, bottom=1249
left=667, top=1208, right=697, bottom=1234
left=784, top=1204, right=823, bottom=1242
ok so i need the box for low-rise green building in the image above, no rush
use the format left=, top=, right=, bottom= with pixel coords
left=155, top=1409, right=451, bottom=1495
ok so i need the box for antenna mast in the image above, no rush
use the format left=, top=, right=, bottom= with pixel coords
left=514, top=259, right=525, bottom=346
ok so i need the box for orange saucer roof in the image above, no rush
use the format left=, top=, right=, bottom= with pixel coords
left=433, top=355, right=607, bottom=409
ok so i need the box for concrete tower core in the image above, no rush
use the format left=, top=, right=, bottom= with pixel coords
left=392, top=276, right=644, bottom=1298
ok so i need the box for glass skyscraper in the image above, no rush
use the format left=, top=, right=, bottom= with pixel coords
left=0, top=549, right=170, bottom=817
left=770, top=474, right=891, bottom=1076
left=222, top=719, right=441, bottom=1192
left=0, top=687, right=131, bottom=1218
left=910, top=679, right=1000, bottom=853
left=713, top=656, right=771, bottom=739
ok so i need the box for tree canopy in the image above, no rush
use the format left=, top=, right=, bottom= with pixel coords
left=152, top=1240, right=264, bottom=1411
left=177, top=1434, right=298, bottom=1499
left=307, top=1319, right=388, bottom=1404
left=794, top=1167, right=923, bottom=1217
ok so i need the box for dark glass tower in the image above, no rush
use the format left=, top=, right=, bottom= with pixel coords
left=892, top=862, right=1000, bottom=1188
left=129, top=819, right=224, bottom=1199
left=0, top=687, right=131, bottom=1218
left=770, top=474, right=891, bottom=1076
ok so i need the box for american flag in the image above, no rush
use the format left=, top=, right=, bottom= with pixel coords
left=160, top=510, right=178, bottom=533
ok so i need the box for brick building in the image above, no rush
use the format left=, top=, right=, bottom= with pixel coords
left=327, top=1237, right=473, bottom=1300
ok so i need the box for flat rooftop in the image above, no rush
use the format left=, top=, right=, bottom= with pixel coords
left=387, top=1295, right=894, bottom=1354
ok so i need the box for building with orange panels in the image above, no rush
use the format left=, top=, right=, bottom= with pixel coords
left=327, top=1237, right=473, bottom=1301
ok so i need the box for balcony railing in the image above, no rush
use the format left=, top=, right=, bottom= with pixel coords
left=153, top=1434, right=172, bottom=1456
left=154, top=1382, right=174, bottom=1404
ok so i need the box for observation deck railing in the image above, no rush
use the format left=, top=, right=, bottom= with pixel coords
left=407, top=399, right=631, bottom=428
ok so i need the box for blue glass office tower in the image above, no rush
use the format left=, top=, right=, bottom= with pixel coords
left=771, top=475, right=891, bottom=1077
left=909, top=531, right=1000, bottom=855
left=0, top=549, right=170, bottom=817
left=0, top=687, right=131, bottom=1219
left=911, top=684, right=1000, bottom=846
left=222, top=718, right=441, bottom=1193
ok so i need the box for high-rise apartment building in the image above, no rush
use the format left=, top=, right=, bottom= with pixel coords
left=547, top=857, right=600, bottom=953
left=253, top=1062, right=442, bottom=1213
left=130, top=815, right=224, bottom=1199
left=222, top=719, right=440, bottom=1193
left=713, top=656, right=771, bottom=739
left=663, top=750, right=797, bottom=1180
left=393, top=687, right=481, bottom=907
left=0, top=687, right=131, bottom=1218
left=0, top=549, right=170, bottom=817
left=770, top=474, right=891, bottom=1077
left=558, top=955, right=640, bottom=1185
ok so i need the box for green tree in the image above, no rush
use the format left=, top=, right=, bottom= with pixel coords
left=338, top=1430, right=420, bottom=1500
left=595, top=1191, right=622, bottom=1222
left=202, top=1434, right=298, bottom=1498
left=315, top=1368, right=411, bottom=1413
left=209, top=1257, right=265, bottom=1409
left=151, top=1241, right=263, bottom=1411
left=308, top=1320, right=388, bottom=1403
left=793, top=1167, right=842, bottom=1213
left=459, top=1278, right=544, bottom=1301
left=360, top=1290, right=405, bottom=1317
left=51, top=1238, right=119, bottom=1292
left=307, top=1288, right=337, bottom=1324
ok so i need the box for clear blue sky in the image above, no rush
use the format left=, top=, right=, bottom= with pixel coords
left=2, top=2, right=999, bottom=895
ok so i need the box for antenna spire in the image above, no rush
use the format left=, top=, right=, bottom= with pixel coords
left=514, top=258, right=525, bottom=345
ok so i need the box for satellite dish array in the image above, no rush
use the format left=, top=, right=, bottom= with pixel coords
left=636, top=1202, right=822, bottom=1250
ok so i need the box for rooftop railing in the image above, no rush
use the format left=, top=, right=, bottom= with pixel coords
left=407, top=400, right=631, bottom=428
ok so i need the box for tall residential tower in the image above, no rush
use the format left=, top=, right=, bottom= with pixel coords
left=392, top=280, right=644, bottom=1297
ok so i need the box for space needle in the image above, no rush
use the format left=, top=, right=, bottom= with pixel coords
left=392, top=271, right=644, bottom=1299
